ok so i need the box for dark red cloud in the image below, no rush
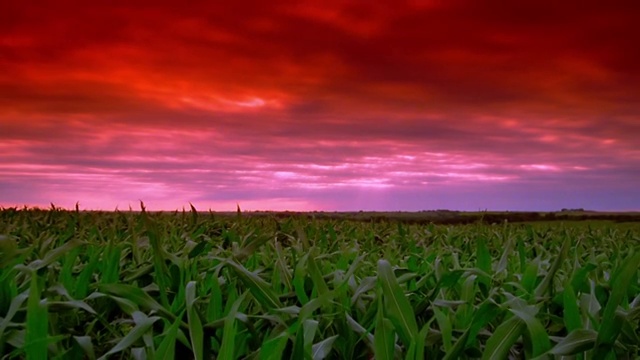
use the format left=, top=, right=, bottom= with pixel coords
left=1, top=1, right=639, bottom=210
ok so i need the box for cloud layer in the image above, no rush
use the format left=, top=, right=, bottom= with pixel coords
left=1, top=1, right=639, bottom=210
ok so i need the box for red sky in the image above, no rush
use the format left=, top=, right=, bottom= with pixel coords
left=1, top=1, right=639, bottom=211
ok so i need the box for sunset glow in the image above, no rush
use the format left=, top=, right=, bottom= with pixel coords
left=1, top=1, right=639, bottom=211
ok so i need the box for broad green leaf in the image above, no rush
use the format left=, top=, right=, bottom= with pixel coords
left=186, top=281, right=204, bottom=360
left=307, top=252, right=330, bottom=296
left=495, top=236, right=514, bottom=274
left=595, top=251, right=640, bottom=356
left=548, top=329, right=597, bottom=355
left=73, top=336, right=96, bottom=360
left=226, top=260, right=283, bottom=310
left=509, top=307, right=551, bottom=357
left=233, top=233, right=270, bottom=262
left=291, top=324, right=305, bottom=360
left=446, top=302, right=500, bottom=360
left=259, top=332, right=289, bottom=360
left=135, top=311, right=157, bottom=359
left=219, top=291, right=248, bottom=360
left=0, top=290, right=28, bottom=341
left=467, top=301, right=499, bottom=345
left=350, top=276, right=376, bottom=303
left=47, top=300, right=97, bottom=314
left=476, top=237, right=492, bottom=275
left=293, top=254, right=310, bottom=304
left=482, top=316, right=525, bottom=360
left=534, top=237, right=569, bottom=298
left=0, top=235, right=20, bottom=268
left=273, top=240, right=293, bottom=291
left=97, top=283, right=172, bottom=318
left=131, top=347, right=146, bottom=360
left=411, top=322, right=431, bottom=360
left=344, top=313, right=374, bottom=348
left=206, top=268, right=224, bottom=322
left=74, top=250, right=101, bottom=298
left=303, top=319, right=319, bottom=350
left=563, top=283, right=582, bottom=332
left=454, top=275, right=476, bottom=329
left=334, top=254, right=364, bottom=290
left=188, top=241, right=208, bottom=259
left=374, top=296, right=395, bottom=360
left=312, top=335, right=339, bottom=360
left=433, top=307, right=452, bottom=353
left=28, top=238, right=84, bottom=271
left=377, top=260, right=418, bottom=347
left=98, top=311, right=160, bottom=360
left=299, top=290, right=334, bottom=321
left=570, top=263, right=597, bottom=292
left=156, top=315, right=184, bottom=360
left=520, top=261, right=539, bottom=296
left=25, top=275, right=48, bottom=360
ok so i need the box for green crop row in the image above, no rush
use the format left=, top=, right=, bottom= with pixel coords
left=1, top=207, right=639, bottom=359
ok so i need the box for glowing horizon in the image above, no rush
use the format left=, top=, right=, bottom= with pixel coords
left=1, top=2, right=639, bottom=211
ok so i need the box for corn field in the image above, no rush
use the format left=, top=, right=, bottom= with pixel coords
left=1, top=207, right=640, bottom=359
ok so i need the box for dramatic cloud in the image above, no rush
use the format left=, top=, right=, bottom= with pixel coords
left=1, top=1, right=639, bottom=210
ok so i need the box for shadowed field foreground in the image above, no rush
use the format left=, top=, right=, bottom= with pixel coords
left=1, top=208, right=640, bottom=359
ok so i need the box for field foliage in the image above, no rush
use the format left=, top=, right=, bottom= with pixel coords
left=1, top=207, right=640, bottom=359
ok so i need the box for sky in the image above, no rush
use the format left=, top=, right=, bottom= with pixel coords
left=1, top=1, right=639, bottom=211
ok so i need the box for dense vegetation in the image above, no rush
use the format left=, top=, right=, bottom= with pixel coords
left=1, top=207, right=639, bottom=359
